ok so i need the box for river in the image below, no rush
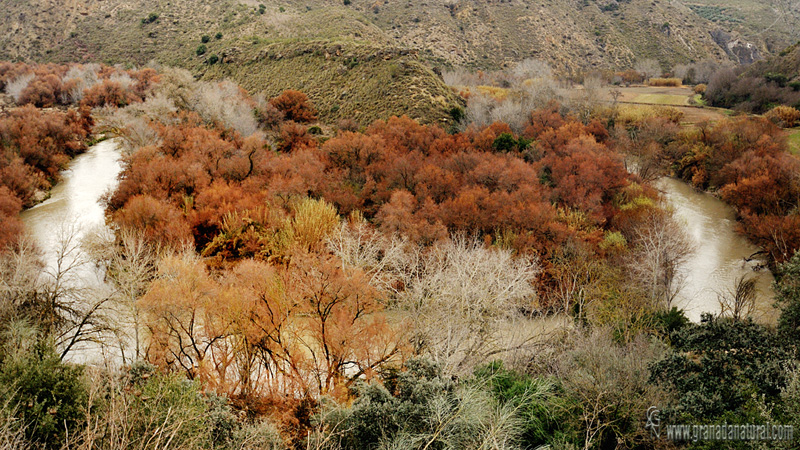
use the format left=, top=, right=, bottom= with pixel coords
left=20, top=139, right=123, bottom=363
left=657, top=177, right=776, bottom=323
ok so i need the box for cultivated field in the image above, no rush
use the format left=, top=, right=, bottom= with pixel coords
left=605, top=85, right=730, bottom=124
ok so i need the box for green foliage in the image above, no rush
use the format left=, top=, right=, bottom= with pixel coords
left=308, top=125, right=323, bottom=135
left=492, top=132, right=517, bottom=152
left=650, top=314, right=792, bottom=421
left=208, top=54, right=220, bottom=65
left=201, top=35, right=211, bottom=44
left=312, top=358, right=526, bottom=449
left=197, top=44, right=207, bottom=56
left=0, top=324, right=87, bottom=448
left=649, top=306, right=690, bottom=336
left=474, top=361, right=575, bottom=447
left=215, top=32, right=223, bottom=40
left=766, top=72, right=790, bottom=87
left=448, top=106, right=465, bottom=123
left=343, top=0, right=351, bottom=5
left=777, top=251, right=800, bottom=355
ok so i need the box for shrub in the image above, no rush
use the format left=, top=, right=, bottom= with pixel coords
left=648, top=77, right=682, bottom=87
left=215, top=32, right=223, bottom=39
left=201, top=35, right=211, bottom=43
left=311, top=358, right=528, bottom=450
left=650, top=314, right=791, bottom=419
left=0, top=327, right=87, bottom=448
left=693, top=83, right=707, bottom=95
left=196, top=44, right=207, bottom=56
left=80, top=80, right=136, bottom=108
left=208, top=54, right=219, bottom=65
left=764, top=105, right=800, bottom=128
left=141, top=12, right=158, bottom=24
left=269, top=90, right=318, bottom=123
left=492, top=132, right=517, bottom=152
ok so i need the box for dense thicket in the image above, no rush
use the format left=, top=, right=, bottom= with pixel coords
left=0, top=106, right=92, bottom=248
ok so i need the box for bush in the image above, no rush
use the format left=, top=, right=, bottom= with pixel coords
left=141, top=12, right=158, bottom=24
left=764, top=105, right=800, bottom=128
left=693, top=83, right=707, bottom=95
left=0, top=326, right=87, bottom=448
left=650, top=314, right=791, bottom=420
left=215, top=32, right=223, bottom=39
left=269, top=90, right=318, bottom=123
left=311, top=358, right=528, bottom=450
left=201, top=35, right=211, bottom=43
left=208, top=54, right=219, bottom=65
left=648, top=77, right=682, bottom=87
left=196, top=44, right=207, bottom=56
left=492, top=132, right=517, bottom=152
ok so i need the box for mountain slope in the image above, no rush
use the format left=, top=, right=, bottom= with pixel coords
left=2, top=0, right=791, bottom=72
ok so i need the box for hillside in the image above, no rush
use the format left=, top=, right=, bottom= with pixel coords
left=200, top=41, right=464, bottom=126
left=3, top=0, right=794, bottom=72
left=745, top=41, right=800, bottom=79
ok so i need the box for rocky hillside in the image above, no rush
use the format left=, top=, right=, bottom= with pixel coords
left=3, top=0, right=792, bottom=72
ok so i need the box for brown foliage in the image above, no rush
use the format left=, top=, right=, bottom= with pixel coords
left=268, top=90, right=317, bottom=123
left=764, top=105, right=800, bottom=128
left=113, top=194, right=193, bottom=248
left=648, top=77, right=682, bottom=87
left=0, top=105, right=91, bottom=205
left=80, top=80, right=139, bottom=108
left=0, top=186, right=23, bottom=250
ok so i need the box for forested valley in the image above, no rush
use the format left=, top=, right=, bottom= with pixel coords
left=1, top=58, right=800, bottom=450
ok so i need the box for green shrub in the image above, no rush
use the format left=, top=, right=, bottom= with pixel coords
left=492, top=132, right=517, bottom=152
left=311, top=358, right=527, bottom=449
left=650, top=314, right=791, bottom=420
left=474, top=361, right=575, bottom=447
left=208, top=54, right=220, bottom=65
left=196, top=44, right=207, bottom=56
left=308, top=125, right=323, bottom=135
left=215, top=32, right=223, bottom=40
left=448, top=106, right=465, bottom=123
left=201, top=35, right=211, bottom=43
left=777, top=251, right=800, bottom=354
left=0, top=325, right=87, bottom=448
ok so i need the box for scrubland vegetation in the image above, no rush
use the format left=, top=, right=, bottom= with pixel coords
left=1, top=57, right=800, bottom=450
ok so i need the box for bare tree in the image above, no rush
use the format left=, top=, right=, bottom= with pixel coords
left=627, top=209, right=694, bottom=309
left=0, top=224, right=117, bottom=361
left=553, top=329, right=668, bottom=450
left=4, top=73, right=34, bottom=103
left=395, top=235, right=540, bottom=376
left=84, top=228, right=162, bottom=363
left=634, top=59, right=662, bottom=81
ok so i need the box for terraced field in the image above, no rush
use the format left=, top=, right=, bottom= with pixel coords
left=605, top=85, right=729, bottom=124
